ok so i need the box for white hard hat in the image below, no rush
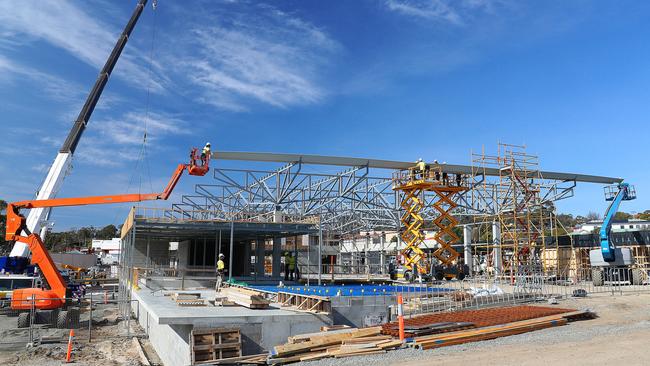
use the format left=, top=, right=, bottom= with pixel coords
left=206, top=142, right=211, bottom=146
left=219, top=253, right=224, bottom=258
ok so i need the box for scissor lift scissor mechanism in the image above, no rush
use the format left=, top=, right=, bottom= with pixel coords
left=393, top=164, right=468, bottom=281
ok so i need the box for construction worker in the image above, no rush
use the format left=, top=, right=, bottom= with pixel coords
left=284, top=251, right=291, bottom=281
left=417, top=159, right=426, bottom=174
left=201, top=142, right=211, bottom=166
left=216, top=253, right=226, bottom=291
left=455, top=174, right=462, bottom=187
left=288, top=253, right=296, bottom=281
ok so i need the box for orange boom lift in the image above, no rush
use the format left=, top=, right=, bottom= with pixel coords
left=5, top=149, right=209, bottom=321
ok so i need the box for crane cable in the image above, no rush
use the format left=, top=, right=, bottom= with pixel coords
left=115, top=2, right=159, bottom=224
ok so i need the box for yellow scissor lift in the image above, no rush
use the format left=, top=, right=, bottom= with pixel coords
left=393, top=162, right=468, bottom=282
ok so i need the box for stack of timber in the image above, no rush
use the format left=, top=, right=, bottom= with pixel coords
left=388, top=322, right=475, bottom=337
left=411, top=310, right=595, bottom=350
left=219, top=287, right=270, bottom=309
left=269, top=326, right=402, bottom=364
left=171, top=292, right=206, bottom=307
left=191, top=327, right=242, bottom=365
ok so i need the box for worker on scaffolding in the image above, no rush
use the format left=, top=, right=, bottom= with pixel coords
left=201, top=142, right=211, bottom=166
left=216, top=253, right=226, bottom=291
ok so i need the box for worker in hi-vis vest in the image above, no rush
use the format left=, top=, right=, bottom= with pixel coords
left=283, top=251, right=291, bottom=281
left=201, top=142, right=211, bottom=166
left=216, top=253, right=226, bottom=291
left=288, top=253, right=296, bottom=281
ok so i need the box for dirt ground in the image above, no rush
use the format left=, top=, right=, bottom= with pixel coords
left=402, top=293, right=650, bottom=366
left=302, top=292, right=650, bottom=366
left=0, top=303, right=161, bottom=366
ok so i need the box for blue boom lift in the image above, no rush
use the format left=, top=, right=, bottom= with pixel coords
left=589, top=183, right=644, bottom=285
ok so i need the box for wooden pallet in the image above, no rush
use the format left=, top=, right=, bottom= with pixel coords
left=191, top=327, right=242, bottom=365
left=277, top=292, right=331, bottom=314
left=171, top=292, right=206, bottom=306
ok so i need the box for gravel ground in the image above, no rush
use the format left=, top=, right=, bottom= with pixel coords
left=300, top=293, right=650, bottom=366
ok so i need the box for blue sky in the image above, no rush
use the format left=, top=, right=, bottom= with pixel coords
left=0, top=0, right=648, bottom=231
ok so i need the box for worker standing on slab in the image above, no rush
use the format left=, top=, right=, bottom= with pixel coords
left=216, top=253, right=226, bottom=291
left=284, top=251, right=291, bottom=281
left=201, top=142, right=211, bottom=166
left=288, top=253, right=296, bottom=281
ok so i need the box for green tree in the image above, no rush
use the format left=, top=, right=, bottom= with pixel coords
left=614, top=211, right=632, bottom=221
left=97, top=224, right=118, bottom=239
left=637, top=210, right=650, bottom=221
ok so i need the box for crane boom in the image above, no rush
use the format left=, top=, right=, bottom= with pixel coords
left=9, top=0, right=149, bottom=260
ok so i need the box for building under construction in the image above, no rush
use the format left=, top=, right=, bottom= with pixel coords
left=112, top=143, right=650, bottom=365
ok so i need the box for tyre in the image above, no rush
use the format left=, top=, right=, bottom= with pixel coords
left=591, top=268, right=604, bottom=286
left=434, top=271, right=444, bottom=281
left=17, top=313, right=30, bottom=328
left=57, top=310, right=68, bottom=329
left=404, top=271, right=414, bottom=283
left=632, top=268, right=645, bottom=285
left=67, top=308, right=80, bottom=328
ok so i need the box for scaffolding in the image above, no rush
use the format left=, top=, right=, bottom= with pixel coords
left=470, top=143, right=574, bottom=280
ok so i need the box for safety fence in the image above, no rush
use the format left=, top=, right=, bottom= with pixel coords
left=391, top=265, right=650, bottom=319
left=0, top=290, right=144, bottom=348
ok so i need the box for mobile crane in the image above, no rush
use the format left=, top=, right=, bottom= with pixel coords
left=6, top=150, right=209, bottom=328
left=589, top=183, right=644, bottom=285
left=2, top=0, right=150, bottom=273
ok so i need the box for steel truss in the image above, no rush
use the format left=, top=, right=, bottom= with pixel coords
left=169, top=150, right=579, bottom=237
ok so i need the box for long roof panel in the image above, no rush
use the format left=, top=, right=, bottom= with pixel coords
left=213, top=151, right=623, bottom=184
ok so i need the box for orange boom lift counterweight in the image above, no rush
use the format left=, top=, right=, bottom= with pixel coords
left=5, top=149, right=209, bottom=315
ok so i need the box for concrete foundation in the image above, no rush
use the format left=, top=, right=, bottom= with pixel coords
left=131, top=287, right=331, bottom=366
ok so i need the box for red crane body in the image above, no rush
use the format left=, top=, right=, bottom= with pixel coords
left=5, top=149, right=209, bottom=310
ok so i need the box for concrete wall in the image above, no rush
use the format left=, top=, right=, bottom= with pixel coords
left=331, top=295, right=395, bottom=328
left=133, top=299, right=193, bottom=366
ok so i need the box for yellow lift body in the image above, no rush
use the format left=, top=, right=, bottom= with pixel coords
left=393, top=163, right=468, bottom=281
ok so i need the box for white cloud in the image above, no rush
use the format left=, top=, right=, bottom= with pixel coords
left=0, top=0, right=167, bottom=93
left=0, top=54, right=82, bottom=102
left=95, top=111, right=188, bottom=146
left=385, top=0, right=503, bottom=25
left=169, top=2, right=339, bottom=111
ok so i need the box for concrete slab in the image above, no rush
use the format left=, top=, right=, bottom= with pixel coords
left=131, top=286, right=332, bottom=365
left=133, top=288, right=311, bottom=325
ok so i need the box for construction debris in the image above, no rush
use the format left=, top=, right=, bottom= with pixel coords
left=219, top=287, right=270, bottom=309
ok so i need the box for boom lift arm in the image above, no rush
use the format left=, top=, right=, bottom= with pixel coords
left=599, top=183, right=636, bottom=262
left=5, top=151, right=209, bottom=310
